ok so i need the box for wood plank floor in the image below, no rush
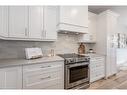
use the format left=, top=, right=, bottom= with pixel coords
left=88, top=70, right=127, bottom=89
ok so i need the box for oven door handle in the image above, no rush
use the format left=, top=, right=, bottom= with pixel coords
left=66, top=62, right=89, bottom=68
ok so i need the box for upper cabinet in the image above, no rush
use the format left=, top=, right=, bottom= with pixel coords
left=28, top=6, right=58, bottom=40
left=44, top=6, right=57, bottom=40
left=58, top=6, right=88, bottom=33
left=28, top=7, right=42, bottom=39
left=0, top=6, right=89, bottom=41
left=60, top=6, right=88, bottom=27
left=0, top=6, right=58, bottom=41
left=78, top=12, right=97, bottom=43
left=0, top=7, right=8, bottom=37
left=9, top=6, right=28, bottom=38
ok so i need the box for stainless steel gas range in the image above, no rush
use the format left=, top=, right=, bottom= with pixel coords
left=58, top=53, right=90, bottom=89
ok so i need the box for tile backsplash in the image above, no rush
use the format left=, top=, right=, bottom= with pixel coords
left=0, top=33, right=79, bottom=59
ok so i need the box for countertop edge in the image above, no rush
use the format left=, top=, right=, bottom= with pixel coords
left=0, top=56, right=64, bottom=68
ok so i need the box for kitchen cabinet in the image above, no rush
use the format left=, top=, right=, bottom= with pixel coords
left=44, top=6, right=57, bottom=40
left=9, top=6, right=28, bottom=38
left=0, top=56, right=64, bottom=89
left=28, top=6, right=57, bottom=40
left=95, top=10, right=119, bottom=78
left=28, top=7, right=42, bottom=39
left=90, top=56, right=105, bottom=82
left=0, top=66, right=22, bottom=89
left=78, top=12, right=97, bottom=43
left=23, top=61, right=64, bottom=89
left=0, top=7, right=8, bottom=38
left=0, top=6, right=57, bottom=41
left=58, top=6, right=88, bottom=33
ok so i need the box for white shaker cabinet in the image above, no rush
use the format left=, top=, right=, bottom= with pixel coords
left=23, top=61, right=64, bottom=89
left=44, top=6, right=57, bottom=40
left=0, top=66, right=22, bottom=89
left=96, top=10, right=119, bottom=78
left=90, top=56, right=105, bottom=82
left=28, top=7, right=42, bottom=39
left=60, top=6, right=88, bottom=27
left=88, top=12, right=97, bottom=41
left=28, top=6, right=57, bottom=40
left=0, top=7, right=8, bottom=37
left=58, top=6, right=88, bottom=33
left=78, top=12, right=97, bottom=43
left=0, top=6, right=57, bottom=41
left=8, top=6, right=28, bottom=38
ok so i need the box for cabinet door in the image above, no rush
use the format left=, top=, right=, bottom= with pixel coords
left=109, top=48, right=117, bottom=76
left=60, top=6, right=88, bottom=27
left=0, top=7, right=8, bottom=37
left=0, top=66, right=22, bottom=89
left=9, top=6, right=28, bottom=38
left=88, top=12, right=97, bottom=41
left=106, top=11, right=119, bottom=77
left=28, top=7, right=42, bottom=39
left=0, top=70, right=5, bottom=88
left=44, top=6, right=57, bottom=40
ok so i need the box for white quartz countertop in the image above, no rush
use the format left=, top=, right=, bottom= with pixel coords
left=0, top=56, right=64, bottom=68
left=80, top=54, right=105, bottom=58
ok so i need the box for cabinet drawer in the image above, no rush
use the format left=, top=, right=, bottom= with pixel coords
left=91, top=59, right=105, bottom=64
left=24, top=78, right=63, bottom=89
left=23, top=62, right=63, bottom=73
left=25, top=70, right=62, bottom=84
left=90, top=75, right=105, bottom=82
left=92, top=65, right=104, bottom=69
left=90, top=60, right=105, bottom=68
left=90, top=64, right=104, bottom=69
left=90, top=67, right=105, bottom=73
left=24, top=66, right=62, bottom=77
left=90, top=69, right=105, bottom=81
left=91, top=57, right=105, bottom=61
left=23, top=71, right=63, bottom=89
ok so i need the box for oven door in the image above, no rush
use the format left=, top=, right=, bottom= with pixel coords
left=65, top=62, right=89, bottom=89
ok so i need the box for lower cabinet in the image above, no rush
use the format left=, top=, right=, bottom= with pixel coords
left=0, top=66, right=22, bottom=89
left=0, top=61, right=64, bottom=89
left=90, top=56, right=105, bottom=82
left=23, top=61, right=64, bottom=89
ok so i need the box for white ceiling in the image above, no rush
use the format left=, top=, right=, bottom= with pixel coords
left=89, top=6, right=127, bottom=26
